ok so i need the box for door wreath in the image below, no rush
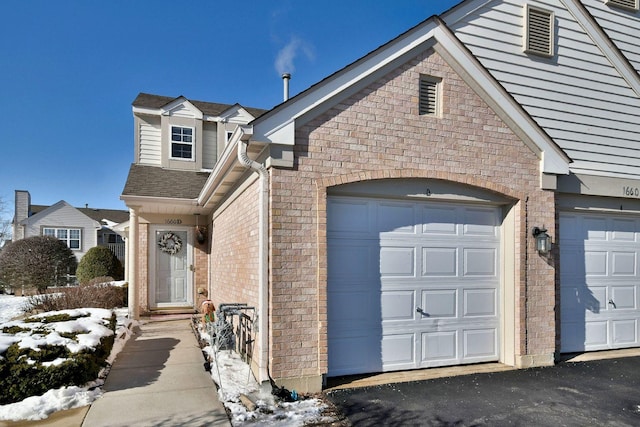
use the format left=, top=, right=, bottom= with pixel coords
left=158, top=232, right=183, bottom=255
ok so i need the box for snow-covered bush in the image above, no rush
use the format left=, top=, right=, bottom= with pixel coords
left=0, top=309, right=116, bottom=405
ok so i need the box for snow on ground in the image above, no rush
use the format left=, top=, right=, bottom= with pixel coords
left=0, top=295, right=339, bottom=425
left=199, top=325, right=336, bottom=426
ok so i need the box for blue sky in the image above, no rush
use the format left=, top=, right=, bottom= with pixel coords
left=0, top=0, right=461, bottom=219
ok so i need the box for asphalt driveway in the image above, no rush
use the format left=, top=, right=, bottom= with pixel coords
left=326, top=356, right=640, bottom=426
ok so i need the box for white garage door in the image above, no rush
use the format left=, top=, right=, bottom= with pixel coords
left=327, top=196, right=501, bottom=377
left=560, top=212, right=640, bottom=353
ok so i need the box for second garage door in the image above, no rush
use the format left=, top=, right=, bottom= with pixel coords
left=327, top=196, right=501, bottom=377
left=560, top=212, right=640, bottom=353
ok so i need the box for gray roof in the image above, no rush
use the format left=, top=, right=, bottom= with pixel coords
left=132, top=92, right=268, bottom=120
left=31, top=205, right=129, bottom=224
left=121, top=164, right=210, bottom=199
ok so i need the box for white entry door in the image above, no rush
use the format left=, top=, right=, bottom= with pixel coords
left=560, top=213, right=640, bottom=352
left=327, top=196, right=501, bottom=377
left=150, top=226, right=193, bottom=309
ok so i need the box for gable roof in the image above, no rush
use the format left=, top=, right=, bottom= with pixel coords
left=31, top=203, right=129, bottom=225
left=132, top=92, right=268, bottom=120
left=245, top=14, right=570, bottom=175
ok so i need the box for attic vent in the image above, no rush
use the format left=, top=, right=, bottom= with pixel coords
left=605, top=0, right=639, bottom=11
left=524, top=5, right=554, bottom=57
left=419, top=76, right=441, bottom=116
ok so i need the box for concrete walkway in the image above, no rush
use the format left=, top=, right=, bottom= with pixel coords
left=81, top=318, right=230, bottom=427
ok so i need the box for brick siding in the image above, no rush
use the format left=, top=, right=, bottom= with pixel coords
left=266, top=48, right=556, bottom=380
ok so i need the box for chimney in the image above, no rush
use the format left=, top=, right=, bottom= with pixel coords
left=13, top=190, right=30, bottom=241
left=282, top=73, right=291, bottom=101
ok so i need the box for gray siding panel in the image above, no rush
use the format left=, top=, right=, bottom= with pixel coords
left=139, top=117, right=161, bottom=165
left=446, top=0, right=640, bottom=179
left=202, top=123, right=218, bottom=170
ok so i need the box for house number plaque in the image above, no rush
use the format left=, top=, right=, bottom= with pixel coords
left=165, top=219, right=183, bottom=225
left=622, top=186, right=640, bottom=198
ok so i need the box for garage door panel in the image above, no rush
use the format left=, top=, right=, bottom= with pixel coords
left=421, top=206, right=458, bottom=235
left=380, top=247, right=415, bottom=277
left=378, top=202, right=416, bottom=235
left=328, top=243, right=375, bottom=280
left=463, top=329, right=498, bottom=359
left=585, top=321, right=608, bottom=347
left=611, top=218, right=636, bottom=241
left=585, top=251, right=608, bottom=276
left=329, top=335, right=382, bottom=375
left=382, top=334, right=415, bottom=366
left=381, top=291, right=415, bottom=321
left=422, top=331, right=457, bottom=362
left=611, top=252, right=636, bottom=275
left=612, top=320, right=637, bottom=344
left=463, top=207, right=498, bottom=236
left=422, top=247, right=457, bottom=276
left=463, top=248, right=497, bottom=276
left=327, top=199, right=371, bottom=233
left=328, top=289, right=378, bottom=330
left=421, top=289, right=457, bottom=318
left=611, top=286, right=636, bottom=310
left=464, top=289, right=496, bottom=317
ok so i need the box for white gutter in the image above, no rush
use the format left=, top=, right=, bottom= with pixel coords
left=236, top=125, right=270, bottom=383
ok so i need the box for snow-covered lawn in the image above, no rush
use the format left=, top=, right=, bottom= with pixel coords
left=0, top=295, right=341, bottom=425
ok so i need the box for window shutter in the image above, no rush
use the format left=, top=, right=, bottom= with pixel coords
left=525, top=5, right=554, bottom=57
left=419, top=78, right=438, bottom=116
left=605, top=0, right=638, bottom=11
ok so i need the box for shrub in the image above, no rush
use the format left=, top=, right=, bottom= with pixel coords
left=0, top=312, right=116, bottom=405
left=76, top=247, right=124, bottom=284
left=28, top=281, right=127, bottom=312
left=0, top=236, right=77, bottom=293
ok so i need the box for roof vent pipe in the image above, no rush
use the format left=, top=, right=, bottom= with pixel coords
left=282, top=73, right=291, bottom=101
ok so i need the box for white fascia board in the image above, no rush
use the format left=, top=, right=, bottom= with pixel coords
left=132, top=106, right=161, bottom=116
left=120, top=194, right=198, bottom=208
left=562, top=0, right=640, bottom=97
left=433, top=24, right=570, bottom=175
left=161, top=98, right=204, bottom=119
left=252, top=20, right=442, bottom=145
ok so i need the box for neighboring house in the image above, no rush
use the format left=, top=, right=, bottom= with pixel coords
left=121, top=0, right=640, bottom=393
left=12, top=190, right=128, bottom=265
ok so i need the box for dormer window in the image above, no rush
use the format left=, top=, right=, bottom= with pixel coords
left=605, top=0, right=639, bottom=11
left=171, top=126, right=194, bottom=160
left=524, top=5, right=554, bottom=57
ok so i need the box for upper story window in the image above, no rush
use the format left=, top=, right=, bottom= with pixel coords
left=524, top=5, right=555, bottom=57
left=419, top=75, right=442, bottom=117
left=226, top=131, right=234, bottom=144
left=605, top=0, right=638, bottom=11
left=171, top=126, right=194, bottom=160
left=43, top=227, right=81, bottom=250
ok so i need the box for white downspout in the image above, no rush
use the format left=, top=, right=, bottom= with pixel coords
left=237, top=127, right=269, bottom=383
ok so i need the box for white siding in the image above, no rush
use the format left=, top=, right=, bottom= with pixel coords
left=23, top=203, right=99, bottom=262
left=445, top=0, right=640, bottom=179
left=202, top=123, right=218, bottom=170
left=139, top=117, right=161, bottom=165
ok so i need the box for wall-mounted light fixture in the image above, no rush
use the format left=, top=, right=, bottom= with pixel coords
left=532, top=226, right=551, bottom=254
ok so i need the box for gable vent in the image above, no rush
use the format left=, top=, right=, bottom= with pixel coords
left=525, top=5, right=554, bottom=57
left=419, top=77, right=440, bottom=116
left=605, top=0, right=638, bottom=11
